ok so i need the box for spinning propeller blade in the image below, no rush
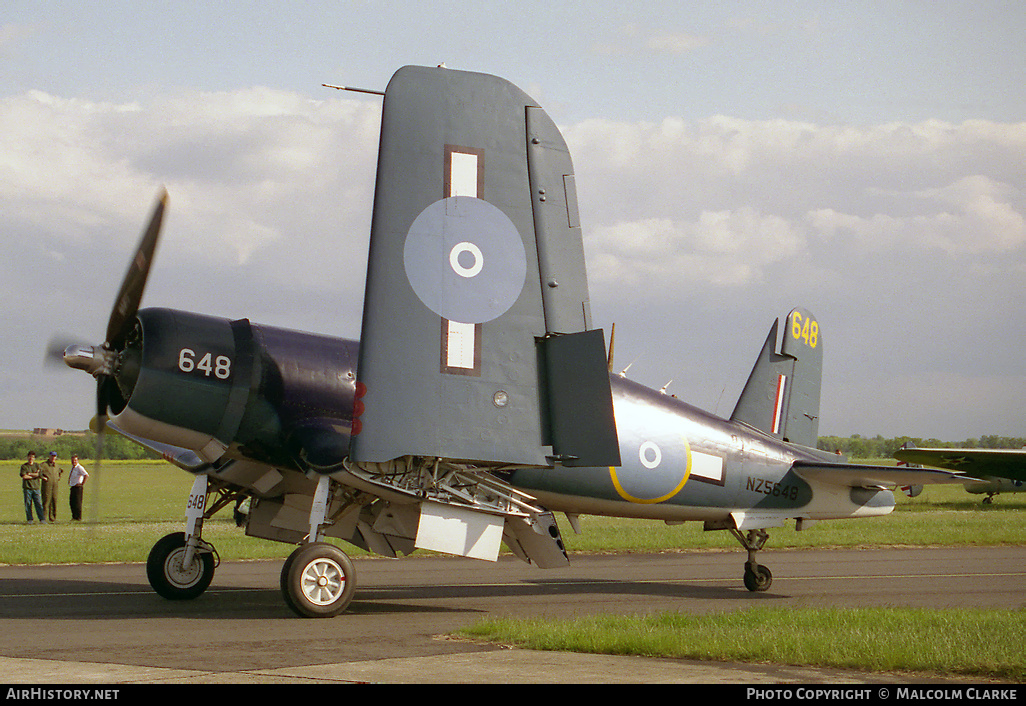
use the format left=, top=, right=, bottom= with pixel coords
left=106, top=188, right=167, bottom=351
left=94, top=188, right=167, bottom=422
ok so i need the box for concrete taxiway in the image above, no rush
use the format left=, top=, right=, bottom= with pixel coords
left=1, top=546, right=1023, bottom=684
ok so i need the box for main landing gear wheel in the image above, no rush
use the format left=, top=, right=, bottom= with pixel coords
left=281, top=542, right=357, bottom=618
left=146, top=532, right=216, bottom=600
left=743, top=562, right=773, bottom=592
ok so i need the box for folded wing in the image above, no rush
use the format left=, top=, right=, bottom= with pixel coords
left=894, top=447, right=1026, bottom=483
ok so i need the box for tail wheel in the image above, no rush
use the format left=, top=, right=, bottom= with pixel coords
left=743, top=563, right=773, bottom=592
left=146, top=531, right=216, bottom=600
left=281, top=542, right=357, bottom=618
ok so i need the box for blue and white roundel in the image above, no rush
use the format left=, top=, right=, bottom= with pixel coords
left=403, top=197, right=527, bottom=324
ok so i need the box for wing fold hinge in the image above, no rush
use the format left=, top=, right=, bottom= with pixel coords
left=317, top=457, right=569, bottom=567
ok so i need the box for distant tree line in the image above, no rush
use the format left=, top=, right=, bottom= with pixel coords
left=817, top=434, right=1026, bottom=459
left=0, top=433, right=160, bottom=461
left=3, top=432, right=1023, bottom=462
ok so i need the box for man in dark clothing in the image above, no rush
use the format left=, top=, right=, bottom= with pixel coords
left=20, top=452, right=43, bottom=523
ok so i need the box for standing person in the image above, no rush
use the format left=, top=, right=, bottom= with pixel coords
left=68, top=454, right=89, bottom=521
left=38, top=451, right=64, bottom=523
left=20, top=451, right=43, bottom=523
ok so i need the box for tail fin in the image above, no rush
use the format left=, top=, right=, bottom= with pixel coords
left=351, top=66, right=618, bottom=468
left=730, top=308, right=823, bottom=447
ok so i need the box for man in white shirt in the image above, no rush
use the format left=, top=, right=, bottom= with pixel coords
left=68, top=455, right=89, bottom=521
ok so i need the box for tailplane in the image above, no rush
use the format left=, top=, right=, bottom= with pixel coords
left=730, top=308, right=823, bottom=447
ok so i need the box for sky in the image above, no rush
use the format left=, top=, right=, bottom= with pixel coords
left=1, top=1, right=1024, bottom=441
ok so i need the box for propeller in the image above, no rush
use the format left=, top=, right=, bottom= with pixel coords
left=43, top=337, right=81, bottom=368
left=47, top=188, right=168, bottom=523
left=106, top=188, right=167, bottom=352
left=95, top=186, right=167, bottom=423
left=90, top=188, right=167, bottom=424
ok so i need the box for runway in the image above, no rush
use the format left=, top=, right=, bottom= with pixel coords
left=1, top=546, right=1023, bottom=684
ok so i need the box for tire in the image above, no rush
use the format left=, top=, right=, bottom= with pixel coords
left=282, top=542, right=357, bottom=618
left=146, top=532, right=216, bottom=600
left=743, top=563, right=773, bottom=592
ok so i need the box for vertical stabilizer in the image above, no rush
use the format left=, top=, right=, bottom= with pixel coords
left=730, top=308, right=822, bottom=447
left=352, top=66, right=618, bottom=468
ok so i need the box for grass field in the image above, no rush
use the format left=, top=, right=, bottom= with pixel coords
left=2, top=459, right=1024, bottom=564
left=3, top=458, right=1023, bottom=680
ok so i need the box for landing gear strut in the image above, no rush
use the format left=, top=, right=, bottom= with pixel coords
left=146, top=474, right=222, bottom=601
left=730, top=528, right=773, bottom=592
left=280, top=474, right=358, bottom=618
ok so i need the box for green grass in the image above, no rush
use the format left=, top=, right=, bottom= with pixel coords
left=458, top=607, right=1026, bottom=681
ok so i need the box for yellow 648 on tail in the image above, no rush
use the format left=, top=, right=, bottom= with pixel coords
left=791, top=310, right=818, bottom=349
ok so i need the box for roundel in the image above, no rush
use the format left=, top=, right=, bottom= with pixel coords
left=403, top=197, right=527, bottom=325
left=609, top=438, right=692, bottom=504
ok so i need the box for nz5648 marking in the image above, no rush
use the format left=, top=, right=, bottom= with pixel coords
left=746, top=476, right=801, bottom=501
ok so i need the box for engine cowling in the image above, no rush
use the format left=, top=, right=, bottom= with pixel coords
left=108, top=307, right=360, bottom=470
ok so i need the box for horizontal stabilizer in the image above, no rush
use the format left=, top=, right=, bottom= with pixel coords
left=792, top=460, right=979, bottom=489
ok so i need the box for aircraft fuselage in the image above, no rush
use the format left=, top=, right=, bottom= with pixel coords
left=107, top=307, right=893, bottom=528
left=507, top=374, right=893, bottom=525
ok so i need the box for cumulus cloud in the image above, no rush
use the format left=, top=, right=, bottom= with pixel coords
left=646, top=32, right=712, bottom=55
left=807, top=181, right=1025, bottom=256
left=0, top=87, right=381, bottom=270
left=587, top=208, right=804, bottom=290
left=560, top=114, right=1025, bottom=438
left=566, top=116, right=1026, bottom=297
